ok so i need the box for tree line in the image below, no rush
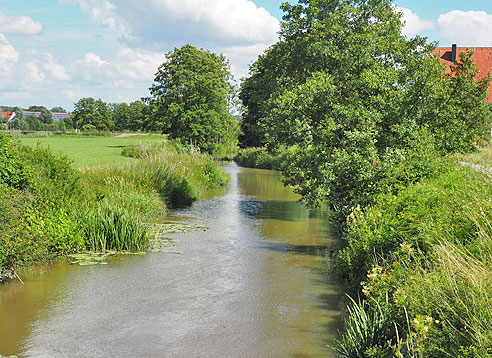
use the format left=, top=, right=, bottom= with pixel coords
left=1, top=44, right=239, bottom=154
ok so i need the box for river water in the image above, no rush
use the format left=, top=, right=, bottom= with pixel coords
left=0, top=164, right=343, bottom=357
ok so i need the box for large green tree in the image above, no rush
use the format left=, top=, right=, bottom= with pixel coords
left=241, top=0, right=491, bottom=217
left=72, top=98, right=114, bottom=131
left=149, top=44, right=237, bottom=152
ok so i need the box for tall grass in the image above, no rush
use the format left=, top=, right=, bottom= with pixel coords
left=84, top=202, right=149, bottom=252
left=336, top=164, right=492, bottom=356
left=78, top=140, right=228, bottom=252
left=334, top=297, right=388, bottom=357
left=0, top=133, right=229, bottom=279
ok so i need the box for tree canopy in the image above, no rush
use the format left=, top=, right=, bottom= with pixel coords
left=149, top=44, right=238, bottom=152
left=72, top=98, right=114, bottom=131
left=240, top=0, right=491, bottom=217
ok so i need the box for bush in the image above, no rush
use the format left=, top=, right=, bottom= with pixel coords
left=235, top=147, right=277, bottom=169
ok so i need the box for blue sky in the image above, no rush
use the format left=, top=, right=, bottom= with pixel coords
left=1, top=0, right=492, bottom=110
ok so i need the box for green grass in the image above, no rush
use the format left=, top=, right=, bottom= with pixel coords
left=453, top=146, right=492, bottom=166
left=0, top=133, right=229, bottom=280
left=336, top=164, right=492, bottom=356
left=19, top=134, right=167, bottom=168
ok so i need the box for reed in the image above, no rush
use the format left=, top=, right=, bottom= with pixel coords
left=83, top=202, right=149, bottom=252
left=334, top=297, right=388, bottom=357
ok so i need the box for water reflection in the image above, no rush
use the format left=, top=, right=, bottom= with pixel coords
left=0, top=163, right=343, bottom=358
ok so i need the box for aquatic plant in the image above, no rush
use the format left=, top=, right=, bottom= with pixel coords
left=83, top=201, right=149, bottom=252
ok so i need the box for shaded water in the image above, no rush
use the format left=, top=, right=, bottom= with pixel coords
left=0, top=164, right=343, bottom=357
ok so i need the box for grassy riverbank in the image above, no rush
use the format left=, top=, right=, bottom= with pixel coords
left=0, top=133, right=228, bottom=281
left=333, top=153, right=492, bottom=357
left=235, top=145, right=492, bottom=356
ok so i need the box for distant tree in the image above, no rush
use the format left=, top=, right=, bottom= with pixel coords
left=50, top=106, right=67, bottom=113
left=72, top=98, right=114, bottom=131
left=28, top=105, right=45, bottom=112
left=9, top=107, right=26, bottom=130
left=24, top=115, right=41, bottom=130
left=111, top=102, right=130, bottom=131
left=128, top=100, right=149, bottom=131
left=39, top=108, right=53, bottom=124
left=149, top=44, right=237, bottom=152
left=63, top=116, right=74, bottom=130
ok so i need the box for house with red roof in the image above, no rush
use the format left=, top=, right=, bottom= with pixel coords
left=434, top=44, right=492, bottom=102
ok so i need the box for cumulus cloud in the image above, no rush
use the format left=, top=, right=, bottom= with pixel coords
left=63, top=0, right=279, bottom=47
left=395, top=6, right=434, bottom=38
left=0, top=34, right=19, bottom=73
left=438, top=10, right=492, bottom=46
left=73, top=47, right=164, bottom=83
left=0, top=12, right=42, bottom=35
left=43, top=55, right=71, bottom=81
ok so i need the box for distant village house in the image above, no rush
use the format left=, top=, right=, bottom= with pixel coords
left=434, top=44, right=492, bottom=102
left=1, top=111, right=71, bottom=123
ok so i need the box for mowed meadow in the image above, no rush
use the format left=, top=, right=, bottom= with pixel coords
left=18, top=134, right=167, bottom=168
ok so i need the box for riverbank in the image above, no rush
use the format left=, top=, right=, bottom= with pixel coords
left=334, top=155, right=492, bottom=356
left=0, top=133, right=228, bottom=281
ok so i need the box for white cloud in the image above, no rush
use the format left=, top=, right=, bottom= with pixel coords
left=43, top=56, right=71, bottom=81
left=83, top=52, right=106, bottom=68
left=112, top=47, right=164, bottom=80
left=0, top=12, right=42, bottom=35
left=0, top=34, right=19, bottom=73
left=73, top=47, right=164, bottom=83
left=220, top=43, right=273, bottom=80
left=438, top=10, right=492, bottom=46
left=395, top=6, right=434, bottom=38
left=64, top=0, right=279, bottom=47
left=23, top=62, right=45, bottom=83
left=6, top=0, right=281, bottom=110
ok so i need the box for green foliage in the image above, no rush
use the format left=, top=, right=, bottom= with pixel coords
left=72, top=97, right=114, bottom=131
left=0, top=135, right=33, bottom=189
left=0, top=134, right=84, bottom=278
left=83, top=201, right=149, bottom=252
left=337, top=164, right=492, bottom=356
left=412, top=49, right=492, bottom=154
left=240, top=0, right=491, bottom=222
left=149, top=44, right=239, bottom=153
left=234, top=146, right=297, bottom=170
left=235, top=147, right=278, bottom=169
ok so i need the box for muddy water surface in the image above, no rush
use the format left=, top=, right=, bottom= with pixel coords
left=0, top=164, right=343, bottom=357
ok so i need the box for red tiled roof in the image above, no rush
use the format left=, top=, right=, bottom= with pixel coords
left=1, top=111, right=13, bottom=120
left=434, top=47, right=492, bottom=102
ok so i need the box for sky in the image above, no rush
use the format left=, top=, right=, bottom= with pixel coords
left=1, top=0, right=492, bottom=111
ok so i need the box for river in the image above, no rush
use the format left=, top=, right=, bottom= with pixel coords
left=0, top=163, right=343, bottom=357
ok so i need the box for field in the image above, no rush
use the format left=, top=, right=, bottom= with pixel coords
left=19, top=134, right=167, bottom=168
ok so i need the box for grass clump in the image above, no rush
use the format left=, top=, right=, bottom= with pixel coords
left=84, top=202, right=149, bottom=252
